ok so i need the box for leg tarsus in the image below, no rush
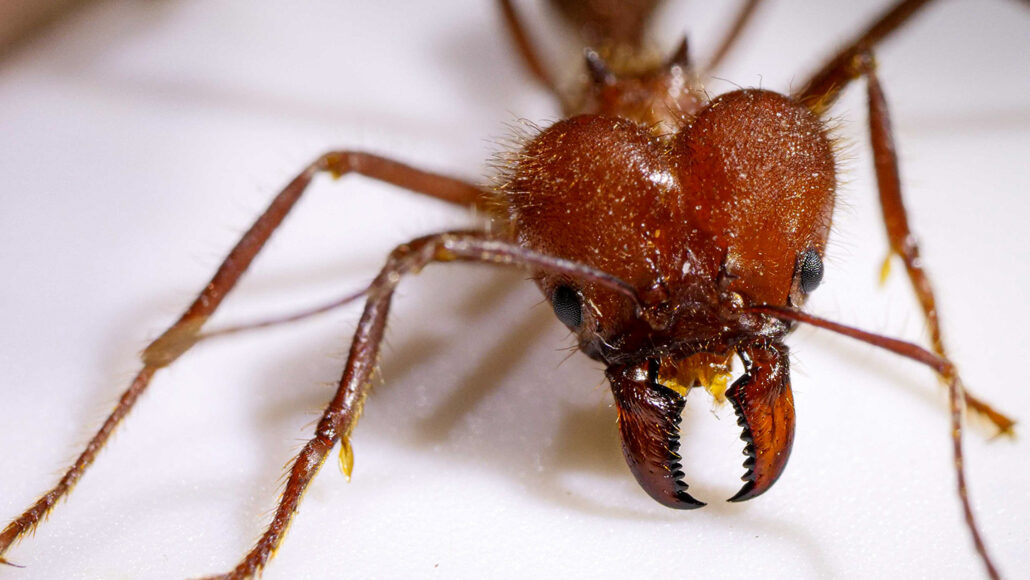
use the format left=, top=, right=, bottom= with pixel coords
left=948, top=377, right=1002, bottom=580
left=0, top=557, right=25, bottom=568
left=0, top=366, right=157, bottom=561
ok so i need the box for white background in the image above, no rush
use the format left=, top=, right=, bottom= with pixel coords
left=1, top=1, right=1029, bottom=578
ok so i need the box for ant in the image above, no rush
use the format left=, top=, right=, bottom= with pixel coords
left=1, top=0, right=1027, bottom=578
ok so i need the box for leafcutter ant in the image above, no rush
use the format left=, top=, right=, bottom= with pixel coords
left=1, top=1, right=1027, bottom=578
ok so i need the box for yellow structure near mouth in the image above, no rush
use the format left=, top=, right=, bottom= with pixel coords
left=658, top=352, right=733, bottom=403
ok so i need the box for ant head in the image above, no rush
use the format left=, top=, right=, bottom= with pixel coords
left=502, top=113, right=717, bottom=359
left=673, top=89, right=837, bottom=308
left=502, top=89, right=834, bottom=358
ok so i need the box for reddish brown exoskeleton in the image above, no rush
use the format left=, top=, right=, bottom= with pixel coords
left=0, top=1, right=1021, bottom=578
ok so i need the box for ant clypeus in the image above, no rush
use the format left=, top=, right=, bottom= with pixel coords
left=1, top=0, right=1028, bottom=578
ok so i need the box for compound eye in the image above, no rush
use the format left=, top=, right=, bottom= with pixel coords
left=551, top=285, right=583, bottom=328
left=799, top=249, right=824, bottom=294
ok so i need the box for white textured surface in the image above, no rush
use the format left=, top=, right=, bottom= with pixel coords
left=1, top=1, right=1029, bottom=578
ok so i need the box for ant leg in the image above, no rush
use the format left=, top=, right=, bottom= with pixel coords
left=205, top=230, right=636, bottom=579
left=858, top=53, right=1014, bottom=434
left=788, top=0, right=1015, bottom=433
left=798, top=0, right=1030, bottom=106
left=499, top=0, right=668, bottom=99
left=498, top=0, right=559, bottom=96
left=704, top=0, right=764, bottom=74
left=0, top=152, right=485, bottom=566
left=795, top=0, right=935, bottom=109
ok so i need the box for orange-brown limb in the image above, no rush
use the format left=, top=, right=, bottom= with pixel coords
left=858, top=52, right=1014, bottom=434
left=203, top=230, right=638, bottom=579
left=791, top=0, right=1014, bottom=435
left=795, top=0, right=935, bottom=110
left=705, top=0, right=765, bottom=73
left=0, top=151, right=486, bottom=566
left=498, top=0, right=559, bottom=97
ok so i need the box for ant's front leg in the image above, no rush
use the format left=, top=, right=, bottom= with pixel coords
left=857, top=53, right=1014, bottom=433
left=0, top=151, right=485, bottom=567
left=796, top=0, right=936, bottom=109
left=790, top=0, right=1015, bottom=433
left=205, top=230, right=637, bottom=579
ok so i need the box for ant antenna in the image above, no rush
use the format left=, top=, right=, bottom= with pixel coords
left=749, top=304, right=1003, bottom=580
